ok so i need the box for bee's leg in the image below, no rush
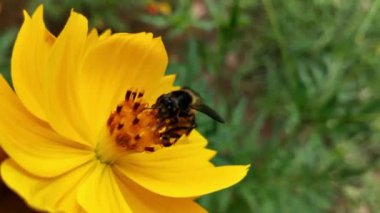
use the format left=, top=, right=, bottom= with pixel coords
left=160, top=126, right=188, bottom=144
left=161, top=136, right=172, bottom=147
left=168, top=132, right=181, bottom=140
left=162, top=126, right=191, bottom=134
left=164, top=128, right=191, bottom=144
left=168, top=116, right=179, bottom=125
left=162, top=132, right=182, bottom=147
left=169, top=131, right=181, bottom=137
left=186, top=123, right=196, bottom=135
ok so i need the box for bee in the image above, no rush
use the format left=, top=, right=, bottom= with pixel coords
left=152, top=88, right=224, bottom=147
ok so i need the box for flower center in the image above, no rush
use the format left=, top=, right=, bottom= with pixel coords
left=107, top=90, right=163, bottom=153
left=95, top=89, right=170, bottom=164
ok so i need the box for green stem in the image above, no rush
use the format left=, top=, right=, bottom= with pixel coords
left=356, top=0, right=380, bottom=39
left=262, top=0, right=287, bottom=62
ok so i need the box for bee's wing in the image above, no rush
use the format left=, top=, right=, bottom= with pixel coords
left=191, top=102, right=225, bottom=123
left=182, top=87, right=225, bottom=123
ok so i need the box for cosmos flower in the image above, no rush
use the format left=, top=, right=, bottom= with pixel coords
left=0, top=5, right=249, bottom=212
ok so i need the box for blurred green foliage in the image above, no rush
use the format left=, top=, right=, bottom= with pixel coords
left=1, top=0, right=380, bottom=212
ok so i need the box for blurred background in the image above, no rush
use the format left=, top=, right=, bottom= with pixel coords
left=1, top=0, right=380, bottom=212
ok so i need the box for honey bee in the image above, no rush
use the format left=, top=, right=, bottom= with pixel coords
left=152, top=88, right=224, bottom=147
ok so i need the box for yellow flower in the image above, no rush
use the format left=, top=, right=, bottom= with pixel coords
left=0, top=5, right=249, bottom=213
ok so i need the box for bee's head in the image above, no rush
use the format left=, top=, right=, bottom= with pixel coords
left=153, top=95, right=179, bottom=119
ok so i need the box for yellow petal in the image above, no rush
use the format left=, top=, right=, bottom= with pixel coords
left=11, top=5, right=55, bottom=121
left=1, top=159, right=95, bottom=212
left=77, top=163, right=133, bottom=213
left=117, top=131, right=215, bottom=170
left=117, top=163, right=249, bottom=198
left=116, top=130, right=249, bottom=198
left=99, top=29, right=112, bottom=40
left=43, top=10, right=93, bottom=145
left=144, top=74, right=179, bottom=104
left=114, top=170, right=207, bottom=213
left=0, top=76, right=94, bottom=177
left=76, top=33, right=169, bottom=143
left=85, top=28, right=99, bottom=50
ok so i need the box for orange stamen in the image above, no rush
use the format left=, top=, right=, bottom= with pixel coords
left=107, top=90, right=162, bottom=152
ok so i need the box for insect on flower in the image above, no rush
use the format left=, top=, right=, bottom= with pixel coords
left=152, top=88, right=224, bottom=148
left=107, top=88, right=224, bottom=152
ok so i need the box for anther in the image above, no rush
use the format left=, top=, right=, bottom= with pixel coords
left=107, top=116, right=114, bottom=126
left=117, top=123, right=124, bottom=130
left=132, top=117, right=140, bottom=125
left=116, top=134, right=131, bottom=148
left=116, top=105, right=122, bottom=113
left=134, top=134, right=141, bottom=141
left=125, top=90, right=132, bottom=100
left=107, top=88, right=171, bottom=153
left=131, top=92, right=137, bottom=100
left=144, top=147, right=155, bottom=152
left=133, top=102, right=140, bottom=111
